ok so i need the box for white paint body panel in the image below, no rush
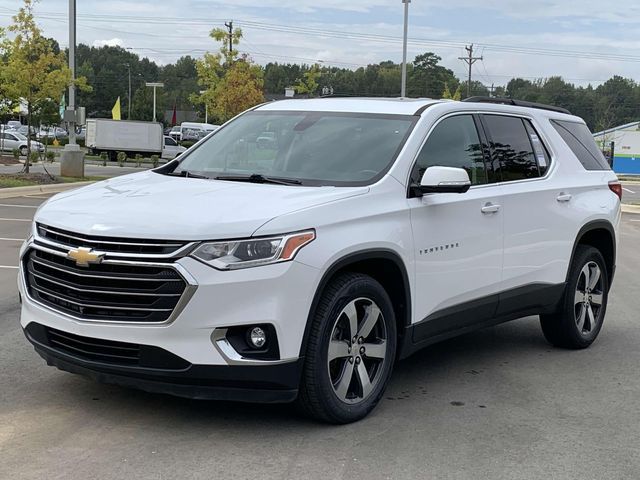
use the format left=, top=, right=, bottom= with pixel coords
left=20, top=98, right=621, bottom=369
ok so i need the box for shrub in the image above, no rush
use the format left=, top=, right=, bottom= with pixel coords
left=117, top=151, right=127, bottom=167
left=135, top=153, right=143, bottom=167
left=46, top=151, right=55, bottom=162
left=150, top=155, right=160, bottom=168
left=181, top=141, right=197, bottom=149
left=29, top=151, right=40, bottom=163
left=12, top=148, right=20, bottom=160
left=100, top=151, right=108, bottom=167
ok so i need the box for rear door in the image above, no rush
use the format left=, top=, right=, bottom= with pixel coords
left=480, top=114, right=572, bottom=315
left=408, top=114, right=504, bottom=340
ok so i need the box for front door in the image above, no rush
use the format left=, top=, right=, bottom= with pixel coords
left=408, top=114, right=503, bottom=342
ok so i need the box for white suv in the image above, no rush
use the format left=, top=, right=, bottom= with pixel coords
left=19, top=97, right=621, bottom=423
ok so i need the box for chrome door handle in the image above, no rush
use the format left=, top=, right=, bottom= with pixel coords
left=557, top=193, right=572, bottom=203
left=481, top=203, right=501, bottom=214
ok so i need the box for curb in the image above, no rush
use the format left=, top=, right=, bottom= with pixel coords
left=0, top=181, right=95, bottom=199
left=621, top=204, right=640, bottom=215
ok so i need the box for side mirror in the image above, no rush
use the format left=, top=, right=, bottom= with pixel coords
left=418, top=166, right=471, bottom=194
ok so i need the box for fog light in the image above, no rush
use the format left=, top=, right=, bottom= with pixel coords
left=248, top=327, right=267, bottom=349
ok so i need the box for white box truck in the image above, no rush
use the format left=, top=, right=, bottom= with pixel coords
left=86, top=119, right=163, bottom=161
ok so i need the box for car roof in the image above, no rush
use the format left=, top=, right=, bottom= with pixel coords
left=256, top=97, right=444, bottom=115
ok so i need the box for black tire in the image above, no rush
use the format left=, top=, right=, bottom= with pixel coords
left=19, top=146, right=27, bottom=157
left=297, top=272, right=397, bottom=424
left=540, top=245, right=609, bottom=349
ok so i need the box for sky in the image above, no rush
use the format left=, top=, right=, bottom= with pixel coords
left=1, top=0, right=640, bottom=88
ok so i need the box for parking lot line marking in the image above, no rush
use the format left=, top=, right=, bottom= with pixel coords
left=0, top=218, right=31, bottom=222
left=623, top=187, right=635, bottom=194
left=0, top=265, right=18, bottom=269
left=0, top=238, right=24, bottom=242
left=0, top=203, right=38, bottom=209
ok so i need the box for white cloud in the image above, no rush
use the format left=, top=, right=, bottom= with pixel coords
left=92, top=38, right=124, bottom=48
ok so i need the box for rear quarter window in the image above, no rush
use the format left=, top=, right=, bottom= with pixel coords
left=550, top=120, right=611, bottom=171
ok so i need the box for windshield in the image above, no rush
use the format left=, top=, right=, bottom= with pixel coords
left=173, top=111, right=416, bottom=186
left=13, top=132, right=27, bottom=140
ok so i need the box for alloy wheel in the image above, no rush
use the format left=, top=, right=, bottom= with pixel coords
left=574, top=261, right=604, bottom=334
left=327, top=297, right=387, bottom=404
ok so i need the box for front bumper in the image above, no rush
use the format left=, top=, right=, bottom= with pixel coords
left=19, top=235, right=322, bottom=400
left=24, top=322, right=302, bottom=403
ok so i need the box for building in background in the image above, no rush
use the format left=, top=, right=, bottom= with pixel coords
left=594, top=121, right=640, bottom=174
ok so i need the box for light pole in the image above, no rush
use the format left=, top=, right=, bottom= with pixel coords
left=124, top=63, right=131, bottom=119
left=200, top=90, right=208, bottom=123
left=401, top=0, right=411, bottom=98
left=145, top=82, right=164, bottom=122
left=68, top=0, right=76, bottom=144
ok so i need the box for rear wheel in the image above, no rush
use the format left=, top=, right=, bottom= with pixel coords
left=540, top=245, right=609, bottom=349
left=297, top=273, right=396, bottom=424
left=19, top=146, right=27, bottom=157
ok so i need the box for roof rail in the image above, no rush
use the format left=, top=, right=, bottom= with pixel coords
left=462, top=96, right=572, bottom=115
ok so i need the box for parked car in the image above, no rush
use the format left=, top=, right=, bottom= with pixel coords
left=16, top=125, right=37, bottom=137
left=162, top=135, right=187, bottom=160
left=75, top=127, right=86, bottom=141
left=1, top=131, right=44, bottom=156
left=256, top=131, right=277, bottom=149
left=19, top=97, right=620, bottom=424
left=37, top=126, right=68, bottom=140
left=169, top=122, right=219, bottom=142
left=7, top=120, right=22, bottom=130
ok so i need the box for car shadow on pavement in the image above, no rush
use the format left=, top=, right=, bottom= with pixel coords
left=27, top=316, right=560, bottom=427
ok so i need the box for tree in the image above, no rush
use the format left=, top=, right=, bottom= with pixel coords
left=191, top=27, right=263, bottom=123
left=1, top=0, right=89, bottom=172
left=407, top=52, right=458, bottom=98
left=295, top=63, right=321, bottom=96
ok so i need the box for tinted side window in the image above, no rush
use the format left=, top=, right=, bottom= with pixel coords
left=483, top=115, right=539, bottom=181
left=551, top=120, right=611, bottom=171
left=412, top=115, right=487, bottom=185
left=524, top=120, right=551, bottom=176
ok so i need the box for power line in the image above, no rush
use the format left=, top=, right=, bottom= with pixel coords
left=458, top=44, right=483, bottom=96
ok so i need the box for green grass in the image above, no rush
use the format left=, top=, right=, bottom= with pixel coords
left=0, top=178, right=37, bottom=188
left=0, top=174, right=107, bottom=189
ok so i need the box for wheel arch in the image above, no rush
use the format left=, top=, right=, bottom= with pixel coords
left=299, top=249, right=412, bottom=358
left=569, top=220, right=616, bottom=285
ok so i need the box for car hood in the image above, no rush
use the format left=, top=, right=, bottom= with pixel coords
left=35, top=171, right=368, bottom=240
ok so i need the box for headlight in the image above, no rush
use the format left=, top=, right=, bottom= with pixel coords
left=191, top=230, right=315, bottom=270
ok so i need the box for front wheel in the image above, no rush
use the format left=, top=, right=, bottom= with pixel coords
left=297, top=273, right=397, bottom=424
left=540, top=245, right=609, bottom=349
left=20, top=146, right=28, bottom=157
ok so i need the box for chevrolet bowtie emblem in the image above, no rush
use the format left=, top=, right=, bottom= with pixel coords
left=67, top=247, right=105, bottom=267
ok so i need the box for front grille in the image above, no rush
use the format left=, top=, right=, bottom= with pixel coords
left=24, top=249, right=188, bottom=323
left=37, top=223, right=188, bottom=256
left=47, top=326, right=141, bottom=365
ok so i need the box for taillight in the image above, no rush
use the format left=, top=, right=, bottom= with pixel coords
left=609, top=181, right=622, bottom=201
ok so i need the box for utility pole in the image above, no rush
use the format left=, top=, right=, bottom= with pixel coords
left=225, top=21, right=233, bottom=56
left=400, top=0, right=410, bottom=97
left=458, top=44, right=483, bottom=98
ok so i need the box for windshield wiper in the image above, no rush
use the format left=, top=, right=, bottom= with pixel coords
left=164, top=170, right=210, bottom=179
left=214, top=174, right=302, bottom=185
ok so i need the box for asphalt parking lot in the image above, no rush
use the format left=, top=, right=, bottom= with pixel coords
left=1, top=194, right=639, bottom=480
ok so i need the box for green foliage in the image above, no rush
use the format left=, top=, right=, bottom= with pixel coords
left=12, top=148, right=20, bottom=160
left=45, top=150, right=55, bottom=162
left=116, top=151, right=126, bottom=167
left=192, top=29, right=264, bottom=123
left=135, top=153, right=142, bottom=167
left=150, top=154, right=159, bottom=168
left=100, top=151, right=108, bottom=166
left=0, top=0, right=90, bottom=173
left=181, top=140, right=197, bottom=148
left=28, top=151, right=39, bottom=163
left=295, top=63, right=321, bottom=96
